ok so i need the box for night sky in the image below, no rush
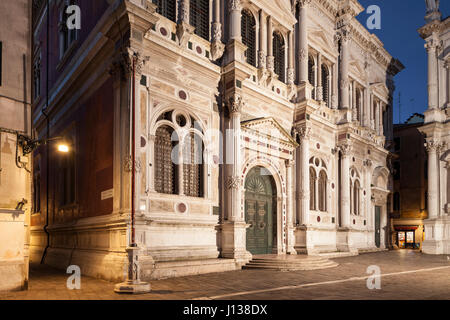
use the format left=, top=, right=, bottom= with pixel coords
left=356, top=0, right=450, bottom=124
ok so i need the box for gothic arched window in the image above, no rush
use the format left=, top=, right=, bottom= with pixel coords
left=321, top=64, right=330, bottom=107
left=310, top=167, right=317, bottom=210
left=241, top=10, right=256, bottom=67
left=153, top=0, right=176, bottom=22
left=318, top=170, right=327, bottom=212
left=155, top=125, right=178, bottom=195
left=353, top=179, right=360, bottom=215
left=273, top=32, right=285, bottom=83
left=190, top=0, right=210, bottom=40
left=183, top=132, right=204, bottom=197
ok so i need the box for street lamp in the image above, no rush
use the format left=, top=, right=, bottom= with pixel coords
left=18, top=134, right=71, bottom=155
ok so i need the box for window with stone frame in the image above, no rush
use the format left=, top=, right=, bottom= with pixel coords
left=154, top=125, right=178, bottom=195
left=321, top=64, right=330, bottom=107
left=273, top=32, right=285, bottom=83
left=309, top=167, right=316, bottom=210
left=190, top=0, right=210, bottom=41
left=353, top=179, right=361, bottom=215
left=59, top=0, right=78, bottom=59
left=182, top=132, right=204, bottom=197
left=152, top=0, right=176, bottom=22
left=308, top=56, right=315, bottom=87
left=356, top=88, right=362, bottom=122
left=318, top=170, right=327, bottom=212
left=241, top=9, right=256, bottom=67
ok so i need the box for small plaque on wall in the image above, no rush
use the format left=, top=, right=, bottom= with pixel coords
left=101, top=189, right=113, bottom=201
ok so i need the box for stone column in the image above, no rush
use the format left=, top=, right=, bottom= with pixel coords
left=211, top=0, right=225, bottom=60
left=177, top=0, right=195, bottom=46
left=339, top=144, right=352, bottom=228
left=267, top=16, right=274, bottom=72
left=446, top=61, right=450, bottom=107
left=352, top=82, right=358, bottom=121
left=298, top=0, right=310, bottom=83
left=228, top=0, right=242, bottom=41
left=295, top=127, right=311, bottom=226
left=339, top=28, right=350, bottom=110
left=287, top=30, right=295, bottom=85
left=317, top=53, right=323, bottom=101
left=148, top=135, right=156, bottom=193
left=228, top=94, right=243, bottom=222
left=332, top=63, right=338, bottom=109
left=426, top=140, right=441, bottom=219
left=258, top=10, right=267, bottom=68
left=425, top=37, right=439, bottom=109
left=286, top=160, right=296, bottom=254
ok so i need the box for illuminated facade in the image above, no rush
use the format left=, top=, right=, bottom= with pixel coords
left=418, top=2, right=450, bottom=255
left=30, top=0, right=402, bottom=281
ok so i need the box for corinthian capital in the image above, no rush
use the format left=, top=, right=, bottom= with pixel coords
left=338, top=143, right=352, bottom=156
left=298, top=0, right=311, bottom=8
left=295, top=126, right=311, bottom=140
left=228, top=93, right=245, bottom=114
left=228, top=0, right=242, bottom=11
left=425, top=140, right=445, bottom=153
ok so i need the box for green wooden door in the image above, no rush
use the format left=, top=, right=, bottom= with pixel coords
left=375, top=206, right=381, bottom=248
left=245, top=167, right=276, bottom=255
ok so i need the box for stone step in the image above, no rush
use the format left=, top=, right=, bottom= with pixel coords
left=309, top=251, right=359, bottom=259
left=243, top=254, right=338, bottom=271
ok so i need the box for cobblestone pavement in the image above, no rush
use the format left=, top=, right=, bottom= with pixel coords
left=1, top=250, right=449, bottom=300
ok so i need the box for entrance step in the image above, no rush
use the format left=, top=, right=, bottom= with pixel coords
left=358, top=248, right=388, bottom=254
left=243, top=254, right=338, bottom=271
left=309, top=251, right=358, bottom=259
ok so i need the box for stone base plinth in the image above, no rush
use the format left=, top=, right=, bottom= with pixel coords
left=422, top=216, right=450, bottom=255
left=114, top=281, right=151, bottom=294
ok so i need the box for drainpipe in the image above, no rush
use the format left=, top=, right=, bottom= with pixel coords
left=40, top=0, right=50, bottom=264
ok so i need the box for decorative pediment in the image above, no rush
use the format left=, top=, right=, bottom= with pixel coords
left=241, top=117, right=298, bottom=147
left=309, top=28, right=336, bottom=54
left=370, top=82, right=390, bottom=99
left=252, top=0, right=297, bottom=29
left=349, top=59, right=366, bottom=80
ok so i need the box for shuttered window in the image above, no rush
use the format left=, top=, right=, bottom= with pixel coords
left=273, top=32, right=285, bottom=83
left=190, top=0, right=210, bottom=41
left=153, top=0, right=176, bottom=22
left=155, top=126, right=178, bottom=194
left=241, top=10, right=256, bottom=67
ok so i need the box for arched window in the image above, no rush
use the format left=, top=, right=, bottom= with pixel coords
left=241, top=10, right=256, bottom=67
left=353, top=179, right=360, bottom=215
left=308, top=56, right=315, bottom=86
left=183, top=132, right=204, bottom=197
left=321, top=65, right=330, bottom=107
left=155, top=125, right=178, bottom=195
left=309, top=167, right=317, bottom=210
left=273, top=32, right=285, bottom=83
left=190, top=0, right=209, bottom=40
left=153, top=0, right=176, bottom=22
left=318, top=170, right=327, bottom=212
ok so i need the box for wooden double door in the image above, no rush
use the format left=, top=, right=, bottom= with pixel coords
left=245, top=167, right=277, bottom=255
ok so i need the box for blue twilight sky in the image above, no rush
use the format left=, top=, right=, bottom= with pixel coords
left=355, top=0, right=450, bottom=124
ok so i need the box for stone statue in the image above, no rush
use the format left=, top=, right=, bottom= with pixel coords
left=426, top=0, right=440, bottom=13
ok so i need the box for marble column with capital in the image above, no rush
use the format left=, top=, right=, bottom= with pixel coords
left=339, top=28, right=350, bottom=110
left=267, top=16, right=274, bottom=72
left=286, top=160, right=297, bottom=254
left=211, top=0, right=225, bottom=60
left=426, top=140, right=443, bottom=219
left=295, top=127, right=311, bottom=226
left=228, top=0, right=242, bottom=42
left=317, top=53, right=323, bottom=101
left=425, top=37, right=439, bottom=110
left=297, top=0, right=310, bottom=84
left=287, top=30, right=295, bottom=85
left=445, top=60, right=450, bottom=108
left=339, top=144, right=352, bottom=228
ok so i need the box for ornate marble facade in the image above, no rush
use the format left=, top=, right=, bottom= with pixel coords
left=30, top=0, right=403, bottom=282
left=418, top=2, right=450, bottom=254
